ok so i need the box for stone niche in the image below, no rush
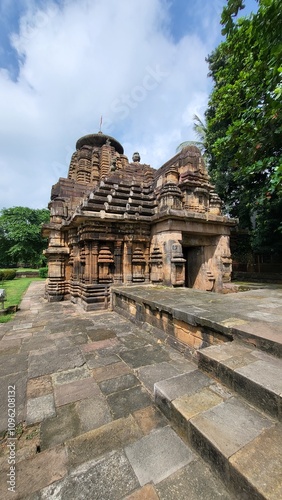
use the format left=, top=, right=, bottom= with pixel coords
left=42, top=133, right=237, bottom=310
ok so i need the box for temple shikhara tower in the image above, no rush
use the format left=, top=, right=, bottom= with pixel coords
left=42, top=132, right=236, bottom=309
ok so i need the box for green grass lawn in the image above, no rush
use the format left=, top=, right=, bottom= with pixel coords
left=0, top=278, right=44, bottom=323
left=0, top=268, right=39, bottom=272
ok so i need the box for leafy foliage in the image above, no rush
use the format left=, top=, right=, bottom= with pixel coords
left=38, top=267, right=48, bottom=278
left=0, top=269, right=16, bottom=281
left=205, top=0, right=282, bottom=258
left=176, top=115, right=207, bottom=156
left=0, top=207, right=50, bottom=267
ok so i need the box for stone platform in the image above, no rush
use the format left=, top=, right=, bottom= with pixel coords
left=0, top=281, right=281, bottom=499
left=112, top=285, right=282, bottom=357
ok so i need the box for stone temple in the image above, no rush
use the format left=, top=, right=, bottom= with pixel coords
left=42, top=132, right=236, bottom=310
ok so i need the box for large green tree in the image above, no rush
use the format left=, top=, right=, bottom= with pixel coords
left=0, top=207, right=49, bottom=267
left=205, top=0, right=282, bottom=258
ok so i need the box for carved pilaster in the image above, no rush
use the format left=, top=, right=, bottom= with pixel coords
left=84, top=241, right=95, bottom=284
left=144, top=242, right=150, bottom=283
left=114, top=240, right=123, bottom=283
left=92, top=241, right=99, bottom=284
left=123, top=240, right=133, bottom=283
left=100, top=144, right=111, bottom=178
left=91, top=150, right=100, bottom=186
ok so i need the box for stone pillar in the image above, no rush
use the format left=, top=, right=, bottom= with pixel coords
left=84, top=242, right=92, bottom=283
left=114, top=240, right=123, bottom=283
left=72, top=244, right=80, bottom=281
left=79, top=244, right=86, bottom=281
left=92, top=241, right=99, bottom=284
left=171, top=242, right=186, bottom=286
left=45, top=251, right=68, bottom=301
left=144, top=242, right=150, bottom=283
left=123, top=240, right=132, bottom=283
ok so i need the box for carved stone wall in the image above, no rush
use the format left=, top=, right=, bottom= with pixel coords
left=43, top=133, right=237, bottom=310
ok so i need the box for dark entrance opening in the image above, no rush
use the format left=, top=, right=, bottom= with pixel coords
left=183, top=246, right=203, bottom=288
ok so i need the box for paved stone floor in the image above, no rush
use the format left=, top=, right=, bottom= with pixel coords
left=0, top=282, right=236, bottom=499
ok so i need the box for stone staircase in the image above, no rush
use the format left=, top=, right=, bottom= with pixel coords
left=154, top=341, right=282, bottom=500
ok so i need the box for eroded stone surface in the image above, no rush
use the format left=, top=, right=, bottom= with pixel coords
left=236, top=358, right=282, bottom=395
left=119, top=345, right=170, bottom=368
left=28, top=346, right=85, bottom=378
left=99, top=373, right=140, bottom=395
left=0, top=446, right=67, bottom=500
left=133, top=405, right=168, bottom=435
left=67, top=415, right=143, bottom=469
left=54, top=377, right=101, bottom=406
left=0, top=353, right=28, bottom=377
left=190, top=397, right=273, bottom=458
left=27, top=375, right=53, bottom=398
left=26, top=394, right=56, bottom=424
left=40, top=403, right=80, bottom=450
left=76, top=396, right=112, bottom=432
left=86, top=328, right=116, bottom=341
left=156, top=458, right=233, bottom=500
left=173, top=387, right=224, bottom=421
left=39, top=450, right=139, bottom=500
left=92, top=361, right=131, bottom=383
left=85, top=353, right=119, bottom=369
left=125, top=483, right=159, bottom=500
left=155, top=370, right=210, bottom=402
left=137, top=362, right=181, bottom=393
left=51, top=366, right=91, bottom=386
left=107, top=385, right=152, bottom=419
left=0, top=372, right=27, bottom=432
left=230, top=424, right=282, bottom=499
left=125, top=426, right=195, bottom=485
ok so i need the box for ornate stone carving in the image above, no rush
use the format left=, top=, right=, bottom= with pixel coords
left=43, top=133, right=237, bottom=309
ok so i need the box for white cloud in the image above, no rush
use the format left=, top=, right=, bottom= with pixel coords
left=0, top=0, right=222, bottom=209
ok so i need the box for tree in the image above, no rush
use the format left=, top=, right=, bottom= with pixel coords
left=176, top=114, right=207, bottom=155
left=0, top=207, right=50, bottom=267
left=205, top=0, right=282, bottom=258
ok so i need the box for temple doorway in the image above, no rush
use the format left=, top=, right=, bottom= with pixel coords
left=183, top=246, right=203, bottom=288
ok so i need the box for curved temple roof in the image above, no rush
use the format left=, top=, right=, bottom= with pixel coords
left=76, top=132, right=124, bottom=154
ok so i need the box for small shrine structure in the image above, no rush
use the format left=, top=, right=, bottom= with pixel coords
left=42, top=132, right=236, bottom=309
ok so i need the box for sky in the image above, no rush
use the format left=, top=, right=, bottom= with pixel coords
left=0, top=0, right=258, bottom=209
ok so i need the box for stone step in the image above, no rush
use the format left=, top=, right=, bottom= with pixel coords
left=198, top=342, right=282, bottom=420
left=154, top=370, right=282, bottom=499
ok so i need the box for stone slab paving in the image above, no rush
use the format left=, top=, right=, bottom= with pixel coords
left=125, top=426, right=195, bottom=486
left=37, top=450, right=140, bottom=500
left=2, top=280, right=280, bottom=499
left=26, top=393, right=56, bottom=425
left=53, top=377, right=101, bottom=406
